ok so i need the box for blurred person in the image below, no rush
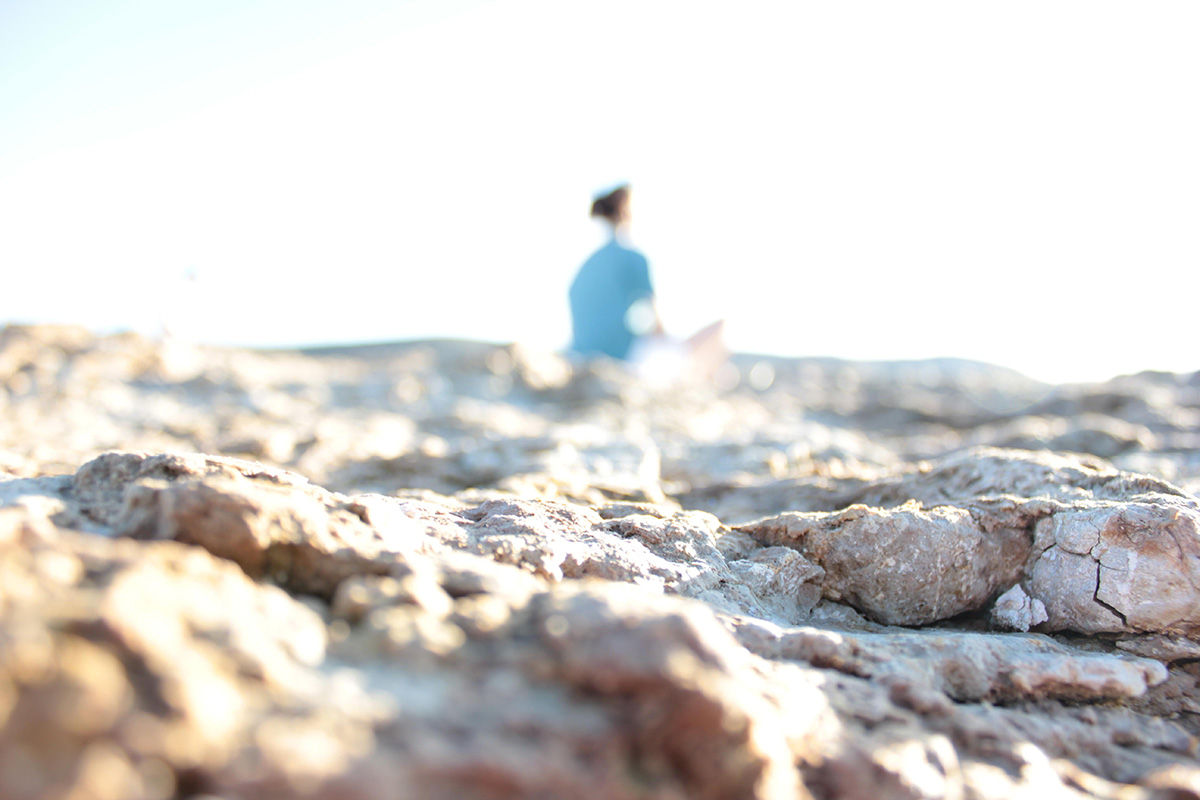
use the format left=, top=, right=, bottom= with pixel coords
left=569, top=183, right=725, bottom=383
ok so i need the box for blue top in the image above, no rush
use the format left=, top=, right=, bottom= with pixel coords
left=569, top=238, right=653, bottom=360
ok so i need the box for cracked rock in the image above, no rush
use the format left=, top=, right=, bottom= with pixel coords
left=1028, top=498, right=1200, bottom=635
left=737, top=501, right=1031, bottom=625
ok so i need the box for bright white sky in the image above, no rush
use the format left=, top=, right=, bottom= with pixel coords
left=2, top=0, right=1197, bottom=383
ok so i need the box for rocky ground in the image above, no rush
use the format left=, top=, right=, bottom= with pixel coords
left=2, top=323, right=1199, bottom=799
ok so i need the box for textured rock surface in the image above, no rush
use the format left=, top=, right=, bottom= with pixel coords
left=737, top=448, right=1200, bottom=635
left=2, top=325, right=1200, bottom=798
left=990, top=583, right=1048, bottom=631
left=736, top=502, right=1031, bottom=625
left=1030, top=499, right=1200, bottom=636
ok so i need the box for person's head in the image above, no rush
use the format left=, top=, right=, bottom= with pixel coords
left=590, top=184, right=631, bottom=228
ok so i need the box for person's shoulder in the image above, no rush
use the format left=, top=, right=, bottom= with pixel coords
left=583, top=239, right=647, bottom=272
left=611, top=241, right=647, bottom=263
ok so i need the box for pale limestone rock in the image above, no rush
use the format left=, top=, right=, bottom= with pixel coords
left=725, top=546, right=825, bottom=624
left=0, top=474, right=73, bottom=524
left=990, top=583, right=1048, bottom=632
left=424, top=498, right=733, bottom=597
left=729, top=620, right=1166, bottom=702
left=855, top=446, right=1187, bottom=508
left=687, top=446, right=1195, bottom=527
left=113, top=476, right=429, bottom=597
left=73, top=450, right=309, bottom=526
left=1116, top=635, right=1200, bottom=662
left=738, top=501, right=1030, bottom=625
left=1028, top=498, right=1200, bottom=635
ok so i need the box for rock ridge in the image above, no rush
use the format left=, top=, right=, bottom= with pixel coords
left=2, top=326, right=1199, bottom=799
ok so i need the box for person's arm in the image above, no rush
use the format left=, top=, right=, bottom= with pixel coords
left=626, top=253, right=663, bottom=335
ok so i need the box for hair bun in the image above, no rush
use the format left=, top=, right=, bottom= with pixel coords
left=590, top=184, right=630, bottom=222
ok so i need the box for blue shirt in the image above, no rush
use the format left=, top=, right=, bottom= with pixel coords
left=569, top=238, right=653, bottom=360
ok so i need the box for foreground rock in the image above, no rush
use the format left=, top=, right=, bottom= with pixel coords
left=2, top=326, right=1200, bottom=798
left=737, top=449, right=1200, bottom=636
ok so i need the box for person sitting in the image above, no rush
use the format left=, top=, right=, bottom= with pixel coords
left=569, top=183, right=725, bottom=383
left=569, top=183, right=657, bottom=360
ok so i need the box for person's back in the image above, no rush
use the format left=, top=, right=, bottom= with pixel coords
left=567, top=181, right=724, bottom=382
left=569, top=237, right=652, bottom=360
